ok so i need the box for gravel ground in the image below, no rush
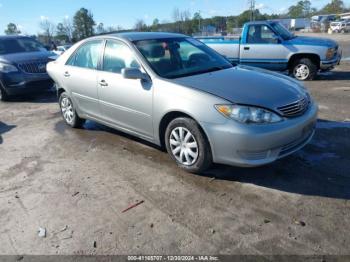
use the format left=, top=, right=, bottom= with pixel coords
left=0, top=36, right=349, bottom=256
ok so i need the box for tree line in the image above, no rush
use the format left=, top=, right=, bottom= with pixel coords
left=4, top=0, right=350, bottom=44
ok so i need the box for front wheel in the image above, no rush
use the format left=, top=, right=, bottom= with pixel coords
left=291, top=58, right=318, bottom=81
left=59, top=92, right=85, bottom=128
left=165, top=117, right=212, bottom=174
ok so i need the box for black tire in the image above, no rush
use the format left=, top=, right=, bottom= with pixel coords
left=290, top=58, right=318, bottom=81
left=59, top=92, right=85, bottom=128
left=0, top=85, right=9, bottom=102
left=165, top=117, right=212, bottom=174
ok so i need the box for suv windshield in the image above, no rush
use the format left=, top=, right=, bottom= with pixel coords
left=133, top=37, right=232, bottom=79
left=0, top=38, right=47, bottom=55
left=270, top=22, right=295, bottom=40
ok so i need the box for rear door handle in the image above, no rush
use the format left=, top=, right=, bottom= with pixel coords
left=64, top=72, right=70, bottom=77
left=244, top=46, right=250, bottom=50
left=99, top=80, right=108, bottom=87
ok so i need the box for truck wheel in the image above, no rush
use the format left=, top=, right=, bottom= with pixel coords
left=0, top=85, right=9, bottom=101
left=165, top=117, right=212, bottom=174
left=59, top=92, right=85, bottom=128
left=291, top=58, right=317, bottom=81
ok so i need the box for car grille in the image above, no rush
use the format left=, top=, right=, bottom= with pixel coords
left=18, top=60, right=48, bottom=74
left=277, top=95, right=310, bottom=117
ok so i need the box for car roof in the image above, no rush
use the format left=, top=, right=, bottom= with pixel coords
left=245, top=20, right=276, bottom=25
left=102, top=32, right=187, bottom=41
left=0, top=35, right=31, bottom=40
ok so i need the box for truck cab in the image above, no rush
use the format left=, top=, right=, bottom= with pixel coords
left=199, top=21, right=342, bottom=80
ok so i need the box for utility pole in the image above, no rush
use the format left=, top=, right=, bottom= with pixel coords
left=248, top=0, right=255, bottom=21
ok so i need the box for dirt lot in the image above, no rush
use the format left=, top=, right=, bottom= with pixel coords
left=0, top=36, right=349, bottom=256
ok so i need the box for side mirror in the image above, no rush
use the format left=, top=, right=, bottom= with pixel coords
left=122, top=68, right=148, bottom=80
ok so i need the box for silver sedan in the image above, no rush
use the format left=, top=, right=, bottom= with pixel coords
left=47, top=32, right=318, bottom=173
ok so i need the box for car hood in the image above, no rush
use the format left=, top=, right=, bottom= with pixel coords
left=170, top=66, right=307, bottom=111
left=0, top=51, right=55, bottom=64
left=286, top=36, right=337, bottom=48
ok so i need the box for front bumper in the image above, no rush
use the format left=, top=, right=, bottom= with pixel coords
left=201, top=103, right=318, bottom=167
left=1, top=71, right=53, bottom=96
left=320, top=51, right=342, bottom=70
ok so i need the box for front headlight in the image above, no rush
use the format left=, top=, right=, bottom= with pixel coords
left=0, top=62, right=18, bottom=73
left=326, top=48, right=335, bottom=60
left=215, top=104, right=283, bottom=124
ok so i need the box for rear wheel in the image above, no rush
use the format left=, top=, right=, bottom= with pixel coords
left=291, top=58, right=318, bottom=81
left=59, top=92, right=85, bottom=128
left=0, top=85, right=9, bottom=101
left=165, top=117, right=212, bottom=174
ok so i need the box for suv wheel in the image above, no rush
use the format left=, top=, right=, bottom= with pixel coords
left=291, top=58, right=317, bottom=81
left=165, top=117, right=212, bottom=173
left=59, top=92, right=85, bottom=128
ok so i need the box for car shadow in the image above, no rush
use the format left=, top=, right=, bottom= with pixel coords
left=6, top=91, right=57, bottom=103
left=55, top=117, right=350, bottom=200
left=0, top=122, right=16, bottom=144
left=54, top=120, right=163, bottom=151
left=202, top=119, right=350, bottom=200
left=316, top=70, right=350, bottom=81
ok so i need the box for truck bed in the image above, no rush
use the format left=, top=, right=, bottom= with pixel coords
left=197, top=36, right=240, bottom=62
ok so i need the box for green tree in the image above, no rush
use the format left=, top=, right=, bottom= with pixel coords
left=151, top=18, right=160, bottom=31
left=321, top=0, right=345, bottom=14
left=73, top=8, right=96, bottom=41
left=56, top=23, right=69, bottom=42
left=226, top=17, right=237, bottom=34
left=192, top=12, right=202, bottom=32
left=134, top=19, right=147, bottom=32
left=237, top=10, right=257, bottom=26
left=5, top=23, right=21, bottom=35
left=287, top=1, right=314, bottom=18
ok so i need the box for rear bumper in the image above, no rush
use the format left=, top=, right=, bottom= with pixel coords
left=201, top=102, right=318, bottom=167
left=1, top=72, right=53, bottom=95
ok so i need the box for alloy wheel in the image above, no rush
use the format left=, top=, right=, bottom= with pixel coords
left=61, top=97, right=75, bottom=124
left=294, top=64, right=310, bottom=80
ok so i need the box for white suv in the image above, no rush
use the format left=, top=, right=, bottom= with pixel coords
left=330, top=21, right=350, bottom=33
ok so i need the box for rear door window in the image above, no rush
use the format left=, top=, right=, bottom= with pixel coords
left=67, top=40, right=103, bottom=70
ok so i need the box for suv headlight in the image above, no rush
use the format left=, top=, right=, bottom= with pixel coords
left=326, top=48, right=335, bottom=60
left=0, top=62, right=18, bottom=73
left=215, top=104, right=283, bottom=124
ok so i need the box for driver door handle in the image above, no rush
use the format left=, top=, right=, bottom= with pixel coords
left=64, top=72, right=70, bottom=77
left=99, top=80, right=108, bottom=87
left=244, top=46, right=250, bottom=50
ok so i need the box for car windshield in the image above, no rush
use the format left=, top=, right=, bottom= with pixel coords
left=270, top=22, right=295, bottom=40
left=133, top=37, right=233, bottom=79
left=0, top=38, right=47, bottom=55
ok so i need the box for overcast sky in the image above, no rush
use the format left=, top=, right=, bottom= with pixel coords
left=0, top=0, right=349, bottom=34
